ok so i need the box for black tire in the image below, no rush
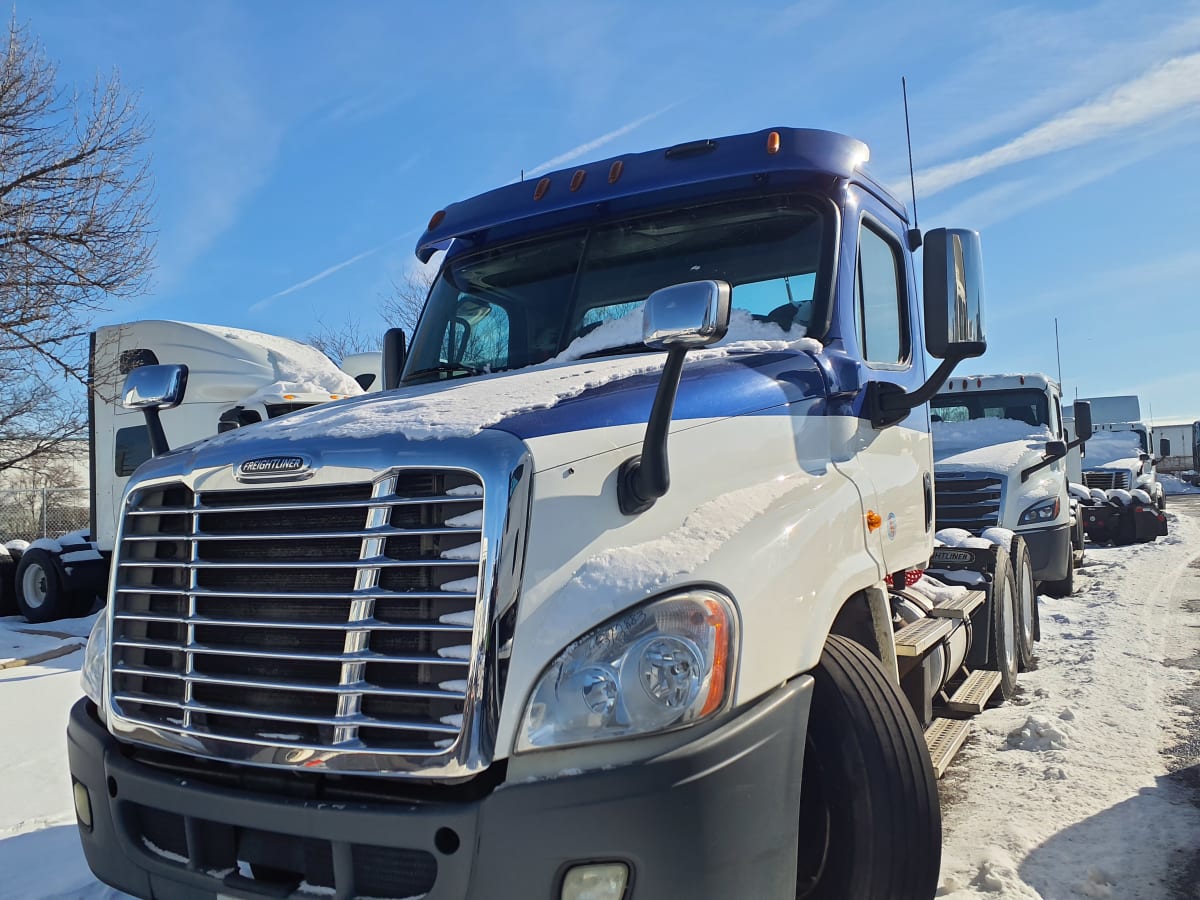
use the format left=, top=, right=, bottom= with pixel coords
left=1009, top=537, right=1036, bottom=670
left=1158, top=491, right=1167, bottom=511
left=795, top=635, right=940, bottom=900
left=1042, top=542, right=1075, bottom=598
left=0, top=551, right=16, bottom=616
left=980, top=550, right=1019, bottom=701
left=15, top=547, right=75, bottom=623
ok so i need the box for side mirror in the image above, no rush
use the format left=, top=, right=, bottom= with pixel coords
left=122, top=364, right=187, bottom=411
left=122, top=364, right=188, bottom=457
left=1160, top=438, right=1171, bottom=458
left=643, top=280, right=731, bottom=350
left=382, top=327, right=407, bottom=391
left=923, top=228, right=986, bottom=360
left=1139, top=452, right=1151, bottom=462
left=619, top=281, right=732, bottom=515
left=1073, top=401, right=1092, bottom=445
left=1045, top=440, right=1068, bottom=460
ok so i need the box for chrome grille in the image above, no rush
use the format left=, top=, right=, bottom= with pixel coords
left=934, top=474, right=1003, bottom=534
left=109, top=471, right=485, bottom=756
left=1083, top=471, right=1130, bottom=490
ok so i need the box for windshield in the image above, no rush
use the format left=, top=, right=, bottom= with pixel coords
left=403, top=194, right=826, bottom=383
left=929, top=389, right=1050, bottom=427
left=1086, top=428, right=1147, bottom=465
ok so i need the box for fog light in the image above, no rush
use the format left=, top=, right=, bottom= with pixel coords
left=561, top=862, right=629, bottom=900
left=72, top=780, right=92, bottom=830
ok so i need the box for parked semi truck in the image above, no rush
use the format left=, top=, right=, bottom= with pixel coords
left=0, top=321, right=363, bottom=622
left=71, top=128, right=1024, bottom=900
left=929, top=374, right=1090, bottom=603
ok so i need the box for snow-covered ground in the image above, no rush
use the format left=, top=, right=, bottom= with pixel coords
left=2, top=510, right=1198, bottom=899
left=939, top=501, right=1200, bottom=898
left=1162, top=473, right=1200, bottom=495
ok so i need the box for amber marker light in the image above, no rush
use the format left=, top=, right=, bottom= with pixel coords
left=533, top=177, right=551, bottom=200
left=866, top=510, right=882, bottom=531
left=699, top=598, right=731, bottom=716
left=569, top=169, right=586, bottom=192
left=608, top=160, right=624, bottom=183
left=766, top=130, right=781, bottom=154
left=427, top=209, right=446, bottom=230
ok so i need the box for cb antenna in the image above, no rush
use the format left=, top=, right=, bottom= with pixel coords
left=901, top=76, right=922, bottom=252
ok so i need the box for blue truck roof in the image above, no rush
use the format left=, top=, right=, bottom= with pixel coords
left=415, top=127, right=906, bottom=261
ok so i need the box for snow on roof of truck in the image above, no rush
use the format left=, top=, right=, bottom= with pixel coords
left=416, top=128, right=902, bottom=261
left=94, top=320, right=363, bottom=400
left=938, top=373, right=1058, bottom=393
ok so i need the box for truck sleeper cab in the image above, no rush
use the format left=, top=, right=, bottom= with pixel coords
left=69, top=128, right=997, bottom=900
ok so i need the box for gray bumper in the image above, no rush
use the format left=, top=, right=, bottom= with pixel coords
left=67, top=677, right=812, bottom=900
left=1020, top=522, right=1071, bottom=582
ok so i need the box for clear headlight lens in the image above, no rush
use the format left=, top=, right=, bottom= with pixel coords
left=518, top=590, right=737, bottom=752
left=1018, top=497, right=1060, bottom=526
left=80, top=611, right=108, bottom=709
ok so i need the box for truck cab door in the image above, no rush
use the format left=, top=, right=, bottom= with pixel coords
left=838, top=187, right=932, bottom=573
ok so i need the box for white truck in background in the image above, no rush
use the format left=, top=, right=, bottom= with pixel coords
left=0, top=320, right=367, bottom=622
left=929, top=375, right=1089, bottom=610
left=1072, top=394, right=1169, bottom=510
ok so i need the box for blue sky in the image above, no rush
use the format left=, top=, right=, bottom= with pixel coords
left=29, top=0, right=1200, bottom=419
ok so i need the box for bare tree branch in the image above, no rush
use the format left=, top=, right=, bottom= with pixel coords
left=0, top=17, right=154, bottom=476
left=306, top=267, right=434, bottom=365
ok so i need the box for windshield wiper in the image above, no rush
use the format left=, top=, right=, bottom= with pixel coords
left=403, top=362, right=487, bottom=383
left=579, top=343, right=656, bottom=360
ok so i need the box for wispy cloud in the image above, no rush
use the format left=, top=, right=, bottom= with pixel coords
left=525, top=105, right=676, bottom=177
left=915, top=52, right=1200, bottom=198
left=251, top=247, right=380, bottom=312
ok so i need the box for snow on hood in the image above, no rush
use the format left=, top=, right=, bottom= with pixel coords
left=1083, top=431, right=1143, bottom=468
left=204, top=313, right=819, bottom=447
left=932, top=418, right=1054, bottom=473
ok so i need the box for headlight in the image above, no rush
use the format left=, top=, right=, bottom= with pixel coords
left=518, top=590, right=737, bottom=752
left=80, top=611, right=108, bottom=710
left=1018, top=497, right=1060, bottom=526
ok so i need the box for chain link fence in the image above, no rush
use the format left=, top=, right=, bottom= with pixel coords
left=0, top=487, right=90, bottom=544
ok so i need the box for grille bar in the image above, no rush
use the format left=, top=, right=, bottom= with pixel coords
left=111, top=665, right=466, bottom=700
left=1083, top=471, right=1130, bottom=490
left=113, top=612, right=473, bottom=633
left=125, top=494, right=484, bottom=515
left=110, top=472, right=485, bottom=757
left=934, top=474, right=1004, bottom=534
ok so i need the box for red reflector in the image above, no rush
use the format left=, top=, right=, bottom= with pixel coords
left=570, top=169, right=586, bottom=192
left=608, top=160, right=624, bottom=184
left=976, top=378, right=982, bottom=387
left=766, top=131, right=781, bottom=154
left=427, top=209, right=446, bottom=230
left=533, top=178, right=551, bottom=201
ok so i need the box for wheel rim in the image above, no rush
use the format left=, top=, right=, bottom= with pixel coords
left=1019, top=560, right=1035, bottom=647
left=1000, top=577, right=1017, bottom=674
left=21, top=563, right=47, bottom=609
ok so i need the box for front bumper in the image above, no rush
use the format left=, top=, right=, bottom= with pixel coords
left=68, top=676, right=813, bottom=900
left=1018, top=522, right=1071, bottom=582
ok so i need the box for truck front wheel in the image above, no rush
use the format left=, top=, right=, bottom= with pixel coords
left=15, top=548, right=75, bottom=623
left=1010, top=537, right=1037, bottom=669
left=796, top=635, right=940, bottom=900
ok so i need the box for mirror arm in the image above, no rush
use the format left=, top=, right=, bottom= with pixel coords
left=1020, top=454, right=1060, bottom=484
left=618, top=347, right=689, bottom=515
left=866, top=351, right=980, bottom=429
left=142, top=407, right=171, bottom=457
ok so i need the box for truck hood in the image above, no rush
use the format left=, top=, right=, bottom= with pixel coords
left=932, top=419, right=1054, bottom=476
left=135, top=341, right=825, bottom=480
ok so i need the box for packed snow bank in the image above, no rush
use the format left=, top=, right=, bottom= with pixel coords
left=937, top=508, right=1200, bottom=898
left=1160, top=473, right=1200, bottom=495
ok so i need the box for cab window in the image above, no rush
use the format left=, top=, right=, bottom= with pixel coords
left=854, top=222, right=908, bottom=365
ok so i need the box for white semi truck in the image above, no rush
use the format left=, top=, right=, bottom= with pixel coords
left=929, top=374, right=1090, bottom=608
left=71, top=128, right=1026, bottom=899
left=0, top=320, right=364, bottom=622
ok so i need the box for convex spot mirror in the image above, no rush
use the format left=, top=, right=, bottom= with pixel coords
left=1045, top=440, right=1068, bottom=459
left=923, top=228, right=986, bottom=360
left=642, top=280, right=732, bottom=350
left=122, top=364, right=188, bottom=411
